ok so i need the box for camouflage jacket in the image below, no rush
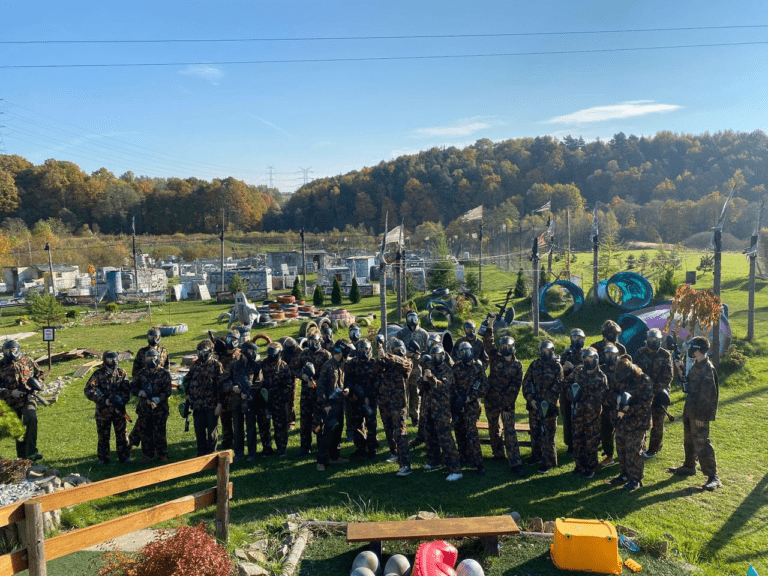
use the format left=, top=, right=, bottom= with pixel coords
left=522, top=357, right=563, bottom=410
left=298, top=348, right=332, bottom=385
left=376, top=352, right=411, bottom=407
left=616, top=371, right=653, bottom=430
left=560, top=346, right=585, bottom=383
left=423, top=363, right=455, bottom=414
left=255, top=358, right=294, bottom=403
left=131, top=366, right=172, bottom=415
left=132, top=345, right=170, bottom=378
left=219, top=355, right=259, bottom=411
left=684, top=358, right=719, bottom=422
left=85, top=365, right=131, bottom=418
left=0, top=357, right=44, bottom=410
left=634, top=346, right=673, bottom=393
left=454, top=335, right=489, bottom=369
left=344, top=356, right=379, bottom=399
left=315, top=357, right=345, bottom=419
left=589, top=339, right=626, bottom=367
left=483, top=328, right=523, bottom=409
left=184, top=357, right=223, bottom=411
left=452, top=359, right=489, bottom=412
left=566, top=365, right=608, bottom=413
left=396, top=325, right=429, bottom=382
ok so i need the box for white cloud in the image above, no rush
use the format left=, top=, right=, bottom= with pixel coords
left=178, top=64, right=224, bottom=85
left=414, top=121, right=490, bottom=138
left=546, top=100, right=681, bottom=124
left=249, top=115, right=293, bottom=138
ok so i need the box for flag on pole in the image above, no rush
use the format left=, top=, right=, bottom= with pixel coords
left=591, top=207, right=599, bottom=241
left=384, top=225, right=402, bottom=245
left=533, top=200, right=551, bottom=213
left=461, top=205, right=484, bottom=222
left=538, top=217, right=554, bottom=247
left=712, top=185, right=736, bottom=232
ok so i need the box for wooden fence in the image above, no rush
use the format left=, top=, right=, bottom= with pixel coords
left=0, top=450, right=233, bottom=576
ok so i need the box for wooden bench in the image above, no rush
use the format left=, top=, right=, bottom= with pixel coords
left=347, top=515, right=520, bottom=557
left=477, top=421, right=531, bottom=447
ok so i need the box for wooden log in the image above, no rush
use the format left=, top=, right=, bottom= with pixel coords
left=215, top=452, right=231, bottom=543
left=24, top=501, right=46, bottom=576
left=282, top=527, right=311, bottom=576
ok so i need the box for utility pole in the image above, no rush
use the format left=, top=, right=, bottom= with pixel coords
left=267, top=166, right=274, bottom=189
left=592, top=233, right=599, bottom=305
left=298, top=166, right=313, bottom=186
left=44, top=242, right=54, bottom=296
left=300, top=227, right=307, bottom=296
left=746, top=197, right=765, bottom=342
left=566, top=209, right=571, bottom=278
left=531, top=237, right=540, bottom=336
left=132, top=216, right=139, bottom=294
left=712, top=229, right=722, bottom=367
left=219, top=209, right=225, bottom=295
left=478, top=220, right=483, bottom=291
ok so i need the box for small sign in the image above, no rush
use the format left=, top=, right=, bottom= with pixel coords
left=42, top=327, right=55, bottom=342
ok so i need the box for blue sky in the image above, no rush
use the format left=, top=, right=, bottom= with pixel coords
left=1, top=1, right=767, bottom=191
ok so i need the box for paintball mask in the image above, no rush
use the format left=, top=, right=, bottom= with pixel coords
left=2, top=340, right=20, bottom=362
left=103, top=350, right=119, bottom=370
left=539, top=340, right=555, bottom=361
left=390, top=339, right=406, bottom=357
left=582, top=347, right=599, bottom=371
left=406, top=311, right=419, bottom=329
left=357, top=340, right=372, bottom=359
left=463, top=320, right=476, bottom=339
left=603, top=344, right=619, bottom=366
left=307, top=333, right=322, bottom=352
left=147, top=328, right=161, bottom=347
left=241, top=341, right=259, bottom=362
left=456, top=341, right=474, bottom=363
left=602, top=320, right=621, bottom=344
left=646, top=329, right=663, bottom=351
left=348, top=324, right=361, bottom=343
left=570, top=328, right=586, bottom=350
left=144, top=349, right=160, bottom=369
left=499, top=336, right=516, bottom=358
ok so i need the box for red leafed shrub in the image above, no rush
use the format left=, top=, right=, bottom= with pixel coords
left=98, top=523, right=233, bottom=576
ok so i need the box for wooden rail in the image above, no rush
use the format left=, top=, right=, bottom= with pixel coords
left=0, top=450, right=233, bottom=576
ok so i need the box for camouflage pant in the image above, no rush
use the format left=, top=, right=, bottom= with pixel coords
left=380, top=399, right=410, bottom=467
left=316, top=402, right=344, bottom=465
left=219, top=409, right=234, bottom=449
left=268, top=394, right=289, bottom=454
left=96, top=412, right=129, bottom=463
left=646, top=406, right=667, bottom=454
left=137, top=408, right=168, bottom=459
left=560, top=390, right=573, bottom=448
left=600, top=407, right=614, bottom=458
left=14, top=405, right=38, bottom=459
left=500, top=411, right=523, bottom=467
left=127, top=417, right=142, bottom=449
left=288, top=379, right=297, bottom=426
left=407, top=380, right=420, bottom=423
left=424, top=403, right=461, bottom=473
left=192, top=409, right=219, bottom=456
left=572, top=406, right=601, bottom=474
left=529, top=412, right=558, bottom=469
left=350, top=393, right=378, bottom=455
left=233, top=408, right=258, bottom=457
left=682, top=414, right=717, bottom=477
left=616, top=424, right=645, bottom=482
left=379, top=402, right=397, bottom=455
left=484, top=399, right=506, bottom=459
left=299, top=384, right=316, bottom=451
left=454, top=402, right=482, bottom=467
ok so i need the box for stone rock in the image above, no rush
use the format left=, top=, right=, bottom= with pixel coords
left=528, top=517, right=543, bottom=533
left=616, top=524, right=638, bottom=537
left=251, top=530, right=266, bottom=538
left=250, top=538, right=269, bottom=551
left=542, top=521, right=556, bottom=534
left=415, top=511, right=438, bottom=521
left=508, top=511, right=521, bottom=525
left=234, top=549, right=249, bottom=561
left=245, top=550, right=268, bottom=564
left=278, top=544, right=290, bottom=560
left=284, top=521, right=299, bottom=533
left=238, top=562, right=270, bottom=576
left=62, top=482, right=76, bottom=490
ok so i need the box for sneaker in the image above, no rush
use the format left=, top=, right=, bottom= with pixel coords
left=29, top=453, right=43, bottom=462
left=669, top=465, right=696, bottom=476
left=642, top=450, right=657, bottom=459
left=316, top=463, right=326, bottom=471
left=703, top=476, right=723, bottom=491
left=329, top=457, right=349, bottom=464
left=476, top=465, right=486, bottom=476
left=385, top=453, right=399, bottom=463
left=610, top=473, right=628, bottom=485
left=583, top=470, right=595, bottom=479
left=571, top=468, right=583, bottom=476
left=537, top=466, right=551, bottom=475
left=396, top=465, right=413, bottom=477
left=261, top=448, right=276, bottom=457
left=349, top=448, right=367, bottom=458
left=511, top=465, right=526, bottom=477
left=599, top=456, right=615, bottom=467
left=446, top=472, right=463, bottom=482
left=526, top=456, right=541, bottom=466
left=423, top=463, right=443, bottom=472
left=158, top=455, right=169, bottom=463
left=624, top=479, right=642, bottom=491
left=140, top=455, right=154, bottom=464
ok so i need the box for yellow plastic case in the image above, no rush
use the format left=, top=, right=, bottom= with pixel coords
left=549, top=518, right=623, bottom=575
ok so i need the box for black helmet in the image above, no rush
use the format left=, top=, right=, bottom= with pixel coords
left=357, top=340, right=372, bottom=359
left=390, top=339, right=406, bottom=357
left=427, top=333, right=442, bottom=351
left=348, top=324, right=361, bottom=342
left=604, top=344, right=620, bottom=366
left=570, top=328, right=586, bottom=350
left=499, top=336, right=515, bottom=358
left=144, top=348, right=160, bottom=368
left=225, top=331, right=239, bottom=351
left=241, top=341, right=259, bottom=362
left=539, top=340, right=555, bottom=361
left=646, top=328, right=663, bottom=351
left=283, top=337, right=298, bottom=357
left=602, top=320, right=621, bottom=343
left=321, top=326, right=334, bottom=341
left=2, top=340, right=20, bottom=362
left=406, top=311, right=419, bottom=329
left=582, top=347, right=599, bottom=371
left=463, top=320, right=476, bottom=338
left=456, top=341, right=474, bottom=363
left=103, top=350, right=119, bottom=370
left=266, top=342, right=283, bottom=361
left=688, top=336, right=710, bottom=357
left=430, top=344, right=445, bottom=366
left=147, top=328, right=161, bottom=347
left=307, top=333, right=321, bottom=351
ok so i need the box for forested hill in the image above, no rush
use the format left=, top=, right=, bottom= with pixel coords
left=271, top=131, right=768, bottom=242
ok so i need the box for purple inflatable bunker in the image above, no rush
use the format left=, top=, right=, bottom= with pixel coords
left=618, top=301, right=731, bottom=357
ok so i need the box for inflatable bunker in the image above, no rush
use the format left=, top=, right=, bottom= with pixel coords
left=595, top=271, right=654, bottom=312
left=538, top=280, right=585, bottom=316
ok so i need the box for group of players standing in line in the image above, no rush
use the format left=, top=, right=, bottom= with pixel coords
left=0, top=313, right=721, bottom=492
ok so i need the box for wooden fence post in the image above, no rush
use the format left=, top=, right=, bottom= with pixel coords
left=24, top=500, right=46, bottom=576
left=215, top=452, right=230, bottom=543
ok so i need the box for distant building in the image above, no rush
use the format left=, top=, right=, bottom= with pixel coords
left=267, top=250, right=329, bottom=272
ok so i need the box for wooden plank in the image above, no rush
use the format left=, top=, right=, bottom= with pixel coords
left=34, top=452, right=225, bottom=515
left=24, top=501, right=45, bottom=576
left=0, top=504, right=24, bottom=530
left=346, top=516, right=519, bottom=543
left=215, top=452, right=231, bottom=542
left=73, top=361, right=101, bottom=379
left=44, top=487, right=217, bottom=562
left=0, top=549, right=27, bottom=576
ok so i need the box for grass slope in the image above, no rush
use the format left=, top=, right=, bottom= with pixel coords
left=0, top=251, right=765, bottom=576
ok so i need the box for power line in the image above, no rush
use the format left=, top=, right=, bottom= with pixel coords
left=3, top=40, right=766, bottom=69
left=2, top=24, right=766, bottom=44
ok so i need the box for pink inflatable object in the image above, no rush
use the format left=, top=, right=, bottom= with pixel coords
left=413, top=541, right=459, bottom=576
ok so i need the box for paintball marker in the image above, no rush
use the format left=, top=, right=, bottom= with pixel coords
left=178, top=399, right=190, bottom=431
left=350, top=384, right=375, bottom=418
left=300, top=362, right=316, bottom=388
left=208, top=330, right=228, bottom=357
left=665, top=332, right=688, bottom=393
left=23, top=377, right=49, bottom=407
left=451, top=388, right=468, bottom=426
left=652, top=389, right=675, bottom=422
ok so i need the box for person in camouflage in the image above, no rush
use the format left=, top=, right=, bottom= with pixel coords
left=377, top=339, right=413, bottom=477
left=282, top=337, right=302, bottom=431
left=0, top=340, right=45, bottom=460
left=560, top=328, right=586, bottom=453
left=321, top=325, right=335, bottom=352
left=610, top=354, right=653, bottom=491
left=131, top=349, right=173, bottom=463
left=84, top=351, right=132, bottom=464
left=567, top=348, right=608, bottom=478
left=219, top=341, right=262, bottom=462
left=452, top=341, right=489, bottom=476
left=669, top=336, right=722, bottom=491
left=421, top=345, right=463, bottom=481
left=483, top=323, right=525, bottom=476
left=599, top=344, right=621, bottom=464
left=129, top=328, right=170, bottom=451
left=314, top=339, right=350, bottom=471
left=296, top=332, right=331, bottom=456
left=522, top=341, right=563, bottom=474
left=590, top=320, right=625, bottom=468
left=183, top=341, right=223, bottom=456
left=255, top=342, right=294, bottom=457
left=216, top=331, right=242, bottom=451
left=633, top=328, right=673, bottom=457
left=454, top=320, right=489, bottom=369
left=345, top=339, right=380, bottom=458
left=396, top=311, right=429, bottom=429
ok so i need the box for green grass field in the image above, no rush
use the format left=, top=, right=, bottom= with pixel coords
left=1, top=251, right=766, bottom=576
